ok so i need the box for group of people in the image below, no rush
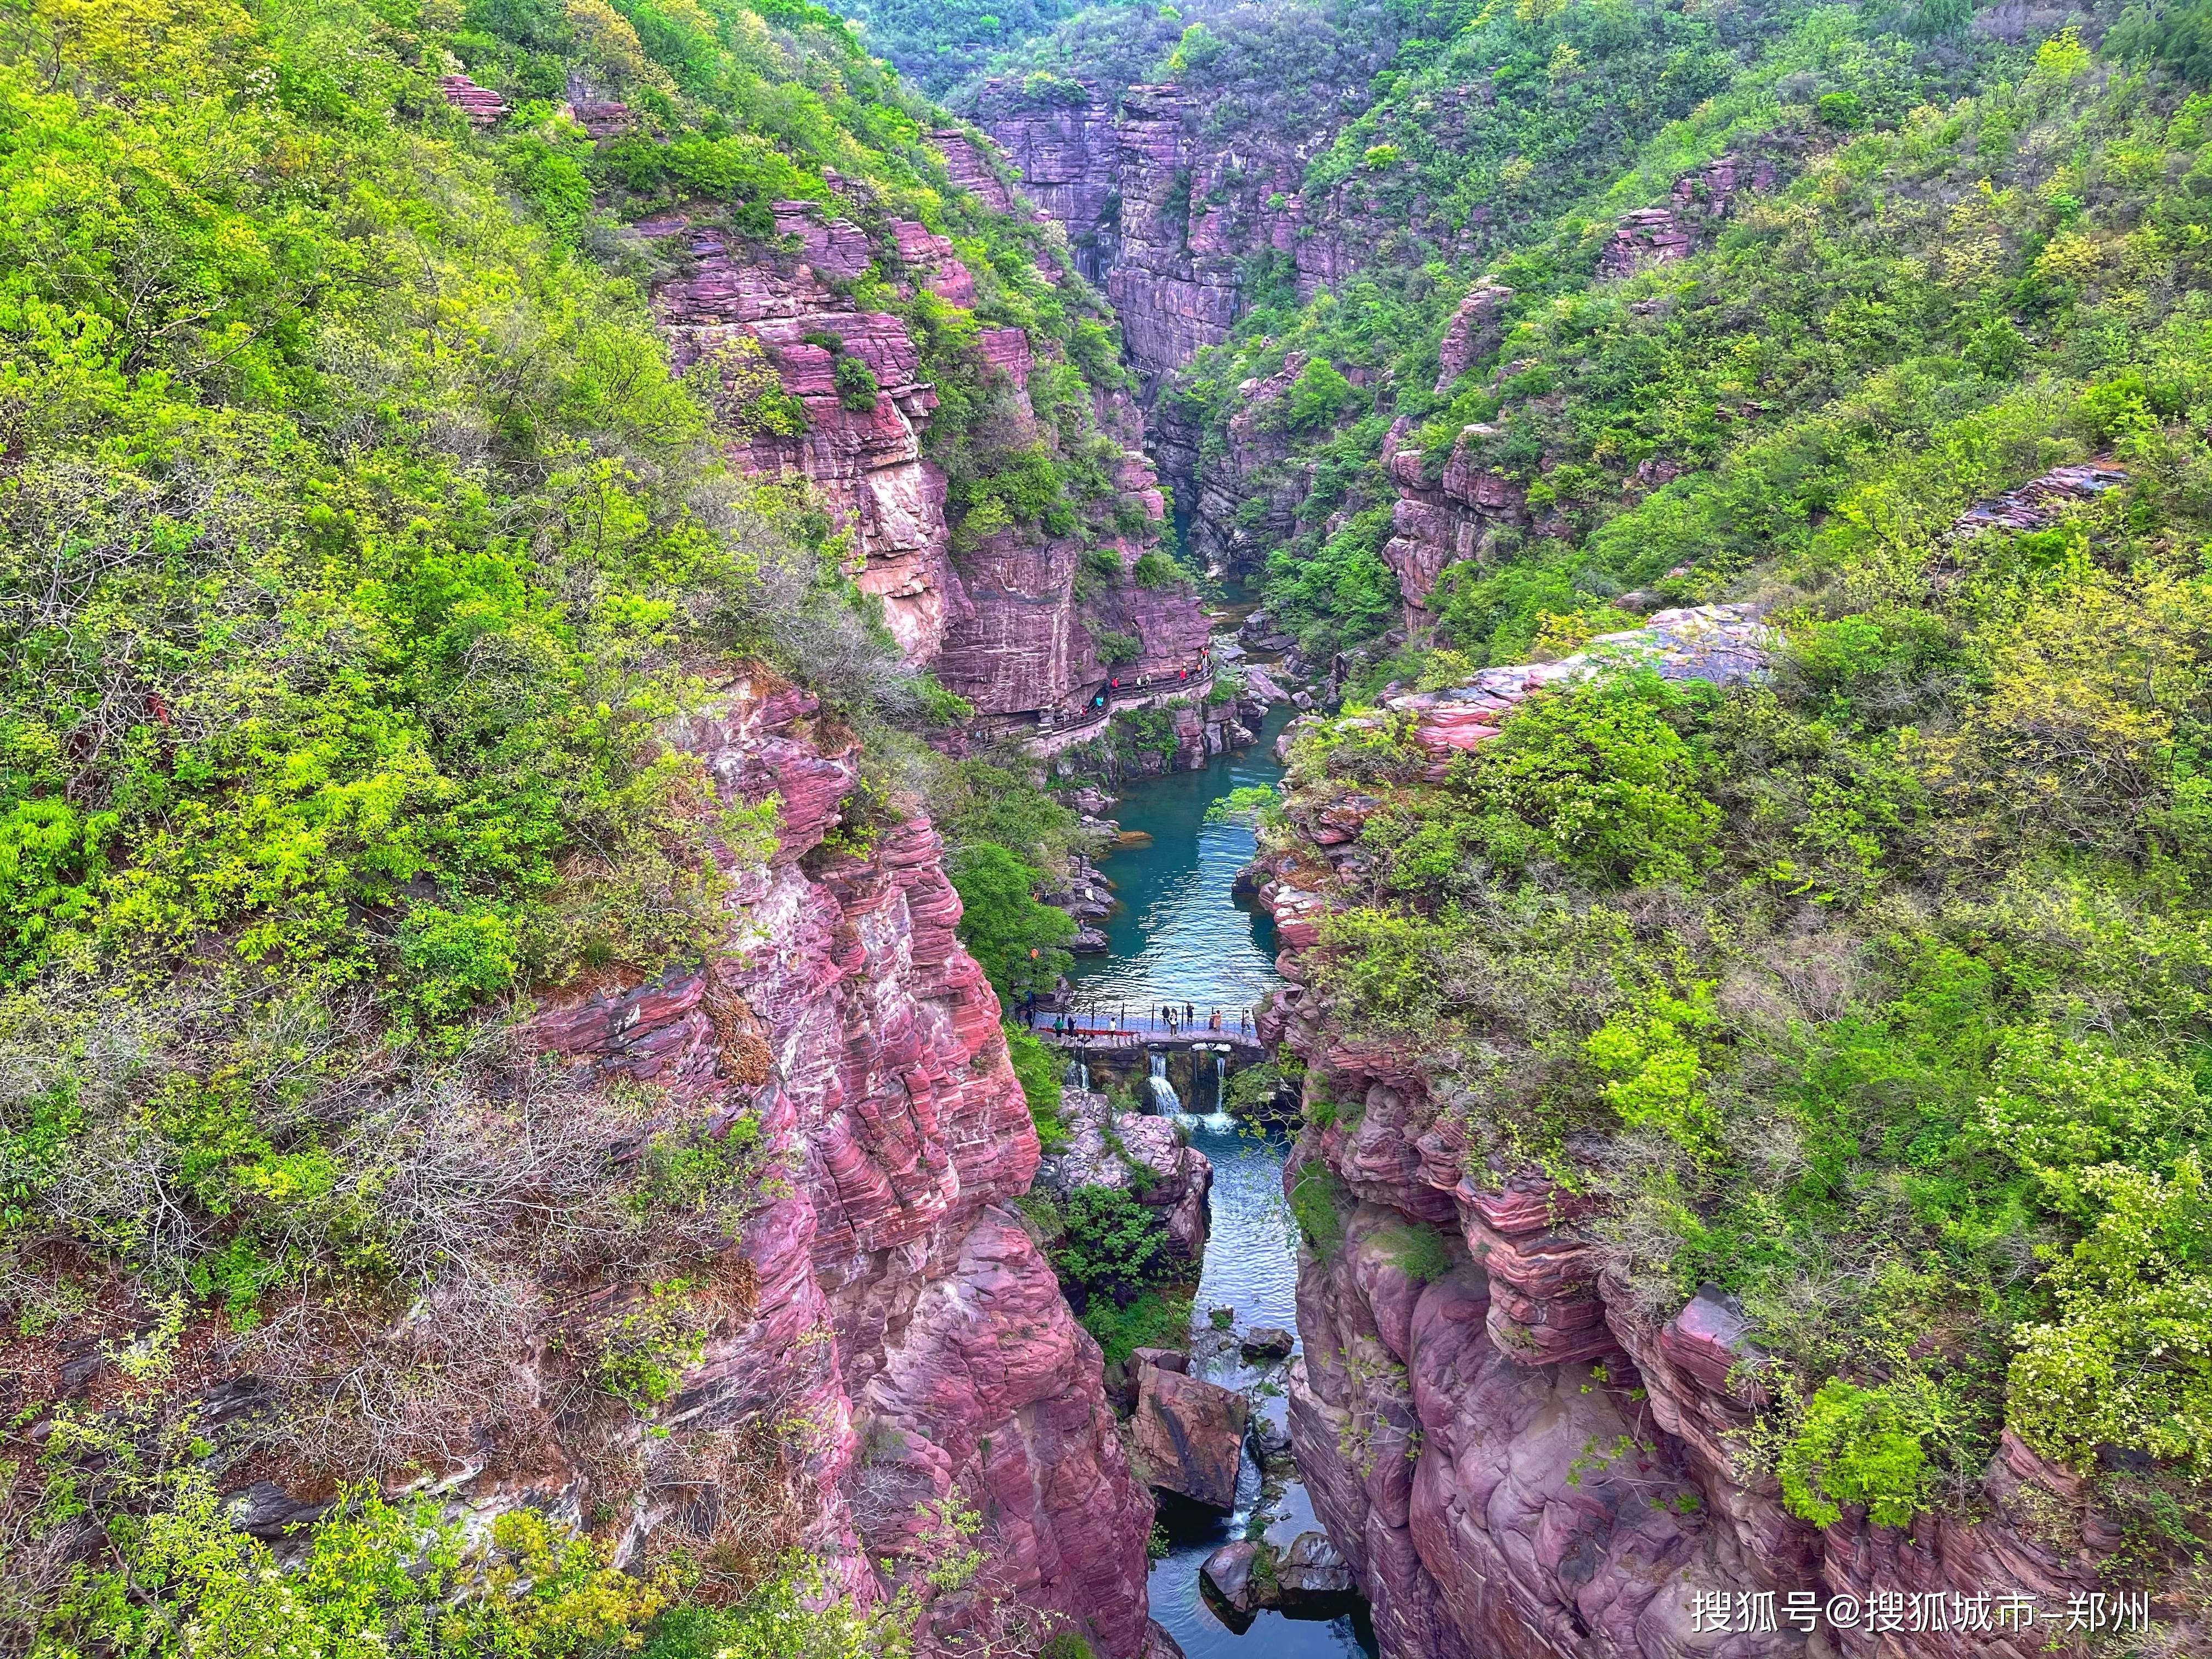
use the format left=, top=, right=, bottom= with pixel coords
left=1082, top=649, right=1216, bottom=715
left=1032, top=1002, right=1250, bottom=1038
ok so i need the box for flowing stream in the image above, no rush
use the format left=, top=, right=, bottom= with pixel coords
left=1070, top=709, right=1377, bottom=1659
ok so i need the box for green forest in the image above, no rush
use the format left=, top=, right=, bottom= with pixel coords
left=0, top=0, right=1110, bottom=1644
left=1199, top=0, right=2212, bottom=1599
left=15, top=0, right=2212, bottom=1638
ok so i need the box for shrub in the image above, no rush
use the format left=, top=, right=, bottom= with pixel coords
left=1776, top=1380, right=1932, bottom=1529
left=1080, top=1286, right=1194, bottom=1365
left=1288, top=1161, right=1347, bottom=1261
left=949, top=842, right=1075, bottom=1000
left=1282, top=358, right=1358, bottom=433
left=41, top=1473, right=678, bottom=1657
left=1052, top=1183, right=1175, bottom=1299
left=832, top=353, right=881, bottom=411
left=1468, top=669, right=1717, bottom=886
left=1005, top=1022, right=1069, bottom=1152
left=1131, top=550, right=1187, bottom=589
left=1375, top=1222, right=1454, bottom=1284
left=1092, top=629, right=1143, bottom=665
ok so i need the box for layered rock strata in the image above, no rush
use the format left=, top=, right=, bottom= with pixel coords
left=529, top=677, right=1156, bottom=1655
left=1248, top=630, right=2132, bottom=1659
left=977, top=80, right=1340, bottom=387
left=628, top=151, right=1206, bottom=721
left=641, top=201, right=968, bottom=665
left=1378, top=418, right=1532, bottom=630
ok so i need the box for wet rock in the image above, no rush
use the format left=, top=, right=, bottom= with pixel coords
left=1251, top=1414, right=1293, bottom=1459
left=1143, top=1618, right=1189, bottom=1659
left=1276, top=1532, right=1359, bottom=1609
left=1200, top=1539, right=1263, bottom=1613
left=1132, top=1346, right=1189, bottom=1374
left=1239, top=1325, right=1295, bottom=1361
left=1134, top=1366, right=1249, bottom=1510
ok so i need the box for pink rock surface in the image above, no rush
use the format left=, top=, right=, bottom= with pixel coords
left=639, top=207, right=967, bottom=664
left=518, top=680, right=1154, bottom=1656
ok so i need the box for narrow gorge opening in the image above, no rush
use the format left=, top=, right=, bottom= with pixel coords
left=1046, top=696, right=1374, bottom=1658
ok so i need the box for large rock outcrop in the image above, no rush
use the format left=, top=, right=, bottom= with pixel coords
left=1377, top=417, right=1533, bottom=631
left=631, top=158, right=1207, bottom=725
left=977, top=79, right=1342, bottom=389
left=1249, top=631, right=2138, bottom=1659
left=642, top=201, right=970, bottom=666
left=1039, top=1088, right=1214, bottom=1261
left=528, top=676, right=1156, bottom=1655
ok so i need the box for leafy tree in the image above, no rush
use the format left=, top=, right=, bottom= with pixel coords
left=949, top=843, right=1075, bottom=1000
left=1468, top=670, right=1718, bottom=886
left=1051, top=1183, right=1173, bottom=1299
left=1776, top=1381, right=1933, bottom=1529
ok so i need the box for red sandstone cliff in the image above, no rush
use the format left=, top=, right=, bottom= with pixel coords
left=527, top=674, right=1158, bottom=1654
left=976, top=80, right=1355, bottom=390
left=1244, top=623, right=2141, bottom=1659
left=624, top=143, right=1207, bottom=726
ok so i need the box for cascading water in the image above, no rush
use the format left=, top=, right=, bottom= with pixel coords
left=1147, top=1049, right=1182, bottom=1116
left=1064, top=1058, right=1090, bottom=1091
left=1068, top=697, right=1375, bottom=1658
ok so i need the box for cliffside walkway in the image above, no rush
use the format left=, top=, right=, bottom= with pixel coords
left=1024, top=1010, right=1265, bottom=1052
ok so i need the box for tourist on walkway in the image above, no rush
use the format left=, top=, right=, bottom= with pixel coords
left=1209, top=1008, right=1221, bottom=1031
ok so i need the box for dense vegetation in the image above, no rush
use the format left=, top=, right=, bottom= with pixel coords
left=0, top=0, right=1126, bottom=1635
left=1237, top=5, right=2212, bottom=1586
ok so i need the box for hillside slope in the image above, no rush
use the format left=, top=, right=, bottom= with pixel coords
left=932, top=0, right=2212, bottom=1650
left=0, top=0, right=1174, bottom=1651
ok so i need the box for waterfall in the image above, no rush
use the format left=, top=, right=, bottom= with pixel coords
left=1063, top=1058, right=1090, bottom=1092
left=1146, top=1050, right=1181, bottom=1116
left=1205, top=1048, right=1234, bottom=1130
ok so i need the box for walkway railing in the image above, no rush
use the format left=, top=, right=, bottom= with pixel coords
left=1026, top=1008, right=1261, bottom=1046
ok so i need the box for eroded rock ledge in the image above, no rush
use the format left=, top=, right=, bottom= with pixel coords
left=531, top=676, right=1155, bottom=1655
left=1246, top=634, right=2114, bottom=1659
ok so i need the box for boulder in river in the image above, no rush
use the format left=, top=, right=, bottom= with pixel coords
left=1131, top=1346, right=1188, bottom=1374
left=1251, top=1413, right=1293, bottom=1460
left=1037, top=1092, right=1211, bottom=1260
left=1199, top=1539, right=1262, bottom=1614
left=1274, top=1531, right=1359, bottom=1610
left=1201, top=1532, right=1361, bottom=1620
left=1239, top=1325, right=1294, bottom=1361
left=1134, top=1366, right=1249, bottom=1509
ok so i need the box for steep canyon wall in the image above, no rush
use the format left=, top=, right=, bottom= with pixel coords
left=531, top=676, right=1158, bottom=1656
left=1244, top=621, right=2137, bottom=1659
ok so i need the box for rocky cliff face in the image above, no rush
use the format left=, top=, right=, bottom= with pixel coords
left=1376, top=417, right=1532, bottom=630
left=976, top=80, right=1351, bottom=390
left=644, top=201, right=970, bottom=667
left=630, top=150, right=1207, bottom=725
left=1245, top=618, right=2129, bottom=1659
left=529, top=675, right=1156, bottom=1655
